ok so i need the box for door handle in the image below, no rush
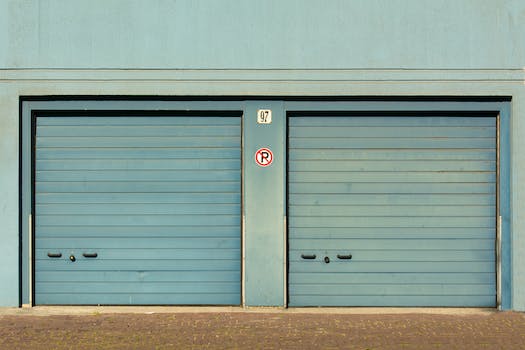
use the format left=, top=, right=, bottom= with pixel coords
left=337, top=254, right=352, bottom=260
left=82, top=252, right=98, bottom=258
left=301, top=254, right=316, bottom=260
left=47, top=252, right=62, bottom=258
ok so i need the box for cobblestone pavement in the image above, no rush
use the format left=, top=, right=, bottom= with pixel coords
left=0, top=310, right=524, bottom=349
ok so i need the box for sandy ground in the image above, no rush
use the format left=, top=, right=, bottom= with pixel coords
left=0, top=308, right=524, bottom=349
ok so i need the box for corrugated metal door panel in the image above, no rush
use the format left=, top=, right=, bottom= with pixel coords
left=288, top=115, right=496, bottom=307
left=35, top=115, right=241, bottom=305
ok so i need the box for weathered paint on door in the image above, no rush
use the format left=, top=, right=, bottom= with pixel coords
left=288, top=115, right=496, bottom=307
left=34, top=114, right=241, bottom=305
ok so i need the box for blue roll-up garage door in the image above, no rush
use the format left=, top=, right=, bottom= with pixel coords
left=35, top=114, right=241, bottom=305
left=288, top=115, right=496, bottom=307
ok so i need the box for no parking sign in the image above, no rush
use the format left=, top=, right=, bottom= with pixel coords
left=255, top=148, right=273, bottom=167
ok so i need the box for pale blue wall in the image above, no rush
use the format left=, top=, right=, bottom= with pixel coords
left=0, top=88, right=19, bottom=307
left=1, top=0, right=525, bottom=308
left=0, top=1, right=7, bottom=65
left=2, top=0, right=525, bottom=69
left=244, top=101, right=286, bottom=306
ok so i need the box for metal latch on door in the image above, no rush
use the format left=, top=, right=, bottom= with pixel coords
left=47, top=252, right=98, bottom=261
left=300, top=253, right=352, bottom=263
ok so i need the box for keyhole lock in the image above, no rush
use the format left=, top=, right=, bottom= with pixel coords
left=69, top=255, right=76, bottom=262
left=324, top=256, right=330, bottom=264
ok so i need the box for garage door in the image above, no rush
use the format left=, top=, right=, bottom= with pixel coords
left=35, top=114, right=241, bottom=305
left=288, top=114, right=496, bottom=307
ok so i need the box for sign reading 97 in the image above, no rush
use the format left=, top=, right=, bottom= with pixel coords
left=255, top=148, right=273, bottom=167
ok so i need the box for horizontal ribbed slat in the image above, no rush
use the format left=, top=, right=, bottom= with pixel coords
left=288, top=115, right=496, bottom=307
left=37, top=282, right=241, bottom=294
left=289, top=272, right=495, bottom=285
left=289, top=149, right=496, bottom=161
left=37, top=148, right=240, bottom=159
left=36, top=192, right=240, bottom=204
left=36, top=260, right=241, bottom=271
left=36, top=226, right=239, bottom=238
left=35, top=115, right=241, bottom=305
left=289, top=261, right=494, bottom=273
left=290, top=205, right=495, bottom=217
left=36, top=294, right=239, bottom=306
left=290, top=160, right=495, bottom=171
left=36, top=270, right=241, bottom=283
left=37, top=136, right=239, bottom=148
left=37, top=237, right=241, bottom=249
left=37, top=116, right=240, bottom=126
left=37, top=125, right=240, bottom=137
left=290, top=193, right=495, bottom=205
left=289, top=116, right=495, bottom=127
left=290, top=238, right=494, bottom=250
left=292, top=126, right=495, bottom=138
left=36, top=159, right=241, bottom=170
left=289, top=138, right=495, bottom=149
left=289, top=171, right=495, bottom=183
left=37, top=203, right=241, bottom=215
left=290, top=295, right=495, bottom=307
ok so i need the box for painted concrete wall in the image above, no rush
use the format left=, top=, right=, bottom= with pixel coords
left=1, top=0, right=525, bottom=308
left=2, top=0, right=525, bottom=69
left=244, top=101, right=286, bottom=306
left=0, top=87, right=19, bottom=307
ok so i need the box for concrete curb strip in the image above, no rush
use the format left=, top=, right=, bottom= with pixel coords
left=0, top=306, right=498, bottom=316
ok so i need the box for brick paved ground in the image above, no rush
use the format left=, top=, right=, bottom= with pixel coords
left=0, top=311, right=524, bottom=349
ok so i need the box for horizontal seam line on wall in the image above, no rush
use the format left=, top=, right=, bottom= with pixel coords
left=2, top=79, right=524, bottom=82
left=2, top=68, right=524, bottom=71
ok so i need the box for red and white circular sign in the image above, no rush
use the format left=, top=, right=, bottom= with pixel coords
left=255, top=148, right=273, bottom=167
